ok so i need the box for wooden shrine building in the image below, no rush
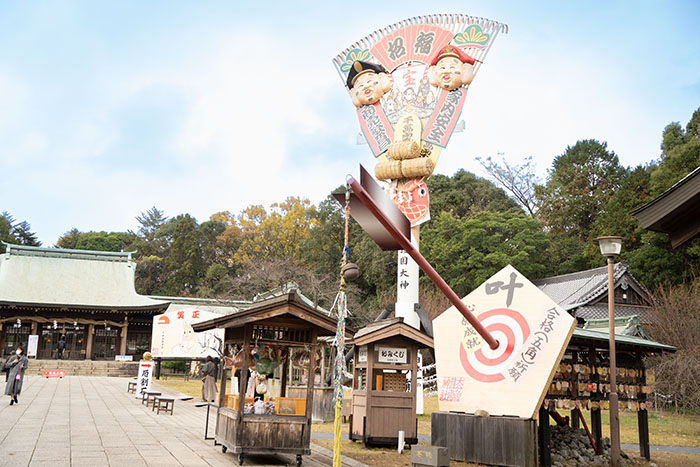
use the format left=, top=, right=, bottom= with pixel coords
left=0, top=244, right=169, bottom=360
left=632, top=165, right=700, bottom=248
left=533, top=261, right=653, bottom=325
left=350, top=317, right=433, bottom=446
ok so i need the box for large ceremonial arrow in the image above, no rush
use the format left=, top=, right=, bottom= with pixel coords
left=334, top=165, right=498, bottom=350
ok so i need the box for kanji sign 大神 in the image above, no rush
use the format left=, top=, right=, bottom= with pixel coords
left=433, top=265, right=576, bottom=418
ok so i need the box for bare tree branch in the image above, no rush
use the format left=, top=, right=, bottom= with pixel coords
left=477, top=155, right=540, bottom=217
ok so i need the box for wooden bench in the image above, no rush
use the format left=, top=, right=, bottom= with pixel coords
left=142, top=390, right=162, bottom=407
left=127, top=381, right=137, bottom=393
left=153, top=396, right=175, bottom=415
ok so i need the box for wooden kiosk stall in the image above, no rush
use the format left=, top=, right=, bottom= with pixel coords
left=192, top=291, right=353, bottom=466
left=350, top=317, right=433, bottom=446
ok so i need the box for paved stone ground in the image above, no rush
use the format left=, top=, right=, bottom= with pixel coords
left=0, top=376, right=364, bottom=467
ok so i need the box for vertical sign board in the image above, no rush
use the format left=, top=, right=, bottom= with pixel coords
left=433, top=265, right=576, bottom=419
left=358, top=346, right=368, bottom=363
left=27, top=334, right=39, bottom=358
left=137, top=360, right=153, bottom=396
left=416, top=352, right=424, bottom=415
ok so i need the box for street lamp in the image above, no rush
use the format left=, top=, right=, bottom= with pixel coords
left=595, top=236, right=623, bottom=466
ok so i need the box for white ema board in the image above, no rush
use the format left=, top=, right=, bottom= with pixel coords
left=434, top=265, right=576, bottom=419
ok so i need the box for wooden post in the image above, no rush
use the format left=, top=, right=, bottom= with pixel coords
left=591, top=409, right=602, bottom=453
left=588, top=346, right=602, bottom=454
left=606, top=257, right=621, bottom=467
left=538, top=405, right=551, bottom=467
left=304, top=329, right=318, bottom=447
left=410, top=343, right=417, bottom=417
left=637, top=352, right=650, bottom=460
left=365, top=343, right=374, bottom=442
left=570, top=409, right=580, bottom=429
left=119, top=317, right=128, bottom=355
left=215, top=364, right=229, bottom=441
left=219, top=366, right=228, bottom=407
left=86, top=324, right=95, bottom=360
left=320, top=342, right=326, bottom=385
left=570, top=350, right=579, bottom=428
left=281, top=353, right=289, bottom=398
left=236, top=324, right=252, bottom=444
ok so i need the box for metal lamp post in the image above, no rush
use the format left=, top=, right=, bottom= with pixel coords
left=595, top=236, right=623, bottom=466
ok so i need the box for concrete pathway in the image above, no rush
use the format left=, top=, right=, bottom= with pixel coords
left=0, top=376, right=365, bottom=467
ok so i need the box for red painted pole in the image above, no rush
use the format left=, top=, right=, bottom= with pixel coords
left=348, top=177, right=499, bottom=350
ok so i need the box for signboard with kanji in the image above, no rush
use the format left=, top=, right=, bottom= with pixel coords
left=151, top=308, right=224, bottom=358
left=137, top=360, right=153, bottom=395
left=377, top=346, right=408, bottom=364
left=27, top=334, right=38, bottom=358
left=433, top=265, right=576, bottom=418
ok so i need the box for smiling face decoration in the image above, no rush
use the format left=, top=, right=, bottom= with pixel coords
left=428, top=45, right=476, bottom=91
left=347, top=60, right=393, bottom=107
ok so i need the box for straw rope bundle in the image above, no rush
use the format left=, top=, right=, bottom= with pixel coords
left=387, top=140, right=420, bottom=160
left=402, top=157, right=434, bottom=178
left=375, top=160, right=402, bottom=180
left=375, top=157, right=434, bottom=181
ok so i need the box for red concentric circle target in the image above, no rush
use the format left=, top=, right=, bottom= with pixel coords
left=459, top=308, right=530, bottom=383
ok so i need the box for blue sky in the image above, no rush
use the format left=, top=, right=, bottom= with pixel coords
left=1, top=1, right=698, bottom=245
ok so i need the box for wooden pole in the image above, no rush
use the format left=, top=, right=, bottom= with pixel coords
left=86, top=324, right=95, bottom=360
left=236, top=324, right=251, bottom=443
left=320, top=342, right=326, bottom=385
left=589, top=346, right=603, bottom=454
left=636, top=351, right=650, bottom=460
left=607, top=257, right=621, bottom=466
left=304, top=330, right=318, bottom=448
left=281, top=352, right=289, bottom=398
left=119, top=317, right=128, bottom=355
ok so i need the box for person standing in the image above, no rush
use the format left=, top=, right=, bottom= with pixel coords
left=201, top=356, right=217, bottom=402
left=5, top=346, right=28, bottom=406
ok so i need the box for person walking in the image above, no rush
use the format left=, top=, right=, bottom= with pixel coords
left=57, top=337, right=66, bottom=360
left=5, top=346, right=28, bottom=406
left=201, top=356, right=217, bottom=402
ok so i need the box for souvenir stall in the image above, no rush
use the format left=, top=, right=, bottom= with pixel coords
left=191, top=291, right=353, bottom=466
left=350, top=317, right=433, bottom=446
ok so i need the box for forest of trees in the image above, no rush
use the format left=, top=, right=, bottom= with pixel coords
left=3, top=108, right=700, bottom=332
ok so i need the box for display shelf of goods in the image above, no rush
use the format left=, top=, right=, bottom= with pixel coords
left=224, top=394, right=255, bottom=410
left=276, top=397, right=306, bottom=416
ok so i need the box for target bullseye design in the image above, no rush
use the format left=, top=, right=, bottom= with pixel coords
left=459, top=308, right=530, bottom=383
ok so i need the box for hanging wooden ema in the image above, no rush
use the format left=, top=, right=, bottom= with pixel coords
left=433, top=265, right=577, bottom=419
